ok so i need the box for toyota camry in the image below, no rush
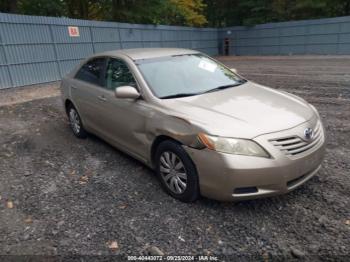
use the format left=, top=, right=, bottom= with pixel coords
left=60, top=48, right=325, bottom=202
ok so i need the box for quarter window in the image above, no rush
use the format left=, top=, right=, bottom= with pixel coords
left=105, top=58, right=136, bottom=90
left=75, top=58, right=105, bottom=86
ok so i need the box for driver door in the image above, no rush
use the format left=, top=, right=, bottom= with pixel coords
left=97, top=57, right=149, bottom=161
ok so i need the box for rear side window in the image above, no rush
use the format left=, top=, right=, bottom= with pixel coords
left=75, top=58, right=105, bottom=86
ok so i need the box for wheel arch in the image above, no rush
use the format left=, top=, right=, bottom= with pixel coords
left=151, top=134, right=201, bottom=202
left=64, top=99, right=86, bottom=128
left=64, top=99, right=74, bottom=115
left=150, top=135, right=183, bottom=168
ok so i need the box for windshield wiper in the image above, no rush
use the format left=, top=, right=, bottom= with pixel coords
left=160, top=79, right=247, bottom=99
left=160, top=93, right=199, bottom=99
left=202, top=80, right=247, bottom=94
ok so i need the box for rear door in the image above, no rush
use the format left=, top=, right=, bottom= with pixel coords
left=70, top=57, right=107, bottom=132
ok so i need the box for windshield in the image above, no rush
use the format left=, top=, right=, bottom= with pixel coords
left=136, top=54, right=246, bottom=99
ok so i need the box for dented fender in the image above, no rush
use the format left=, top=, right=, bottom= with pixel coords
left=148, top=115, right=197, bottom=143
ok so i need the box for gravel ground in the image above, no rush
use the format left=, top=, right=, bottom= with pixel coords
left=0, top=56, right=349, bottom=261
left=0, top=82, right=60, bottom=107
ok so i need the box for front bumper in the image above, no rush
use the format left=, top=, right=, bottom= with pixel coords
left=184, top=119, right=326, bottom=201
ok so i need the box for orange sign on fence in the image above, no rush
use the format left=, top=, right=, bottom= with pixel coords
left=68, top=26, right=80, bottom=37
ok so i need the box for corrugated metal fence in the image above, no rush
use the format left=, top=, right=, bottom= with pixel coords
left=1, top=13, right=350, bottom=89
left=0, top=13, right=218, bottom=89
left=220, top=16, right=350, bottom=56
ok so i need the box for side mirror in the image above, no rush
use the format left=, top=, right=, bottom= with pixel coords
left=115, top=86, right=140, bottom=99
left=230, top=68, right=238, bottom=74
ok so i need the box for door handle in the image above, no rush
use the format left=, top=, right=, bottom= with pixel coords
left=98, top=95, right=107, bottom=102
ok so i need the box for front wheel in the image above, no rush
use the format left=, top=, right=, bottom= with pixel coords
left=155, top=140, right=200, bottom=202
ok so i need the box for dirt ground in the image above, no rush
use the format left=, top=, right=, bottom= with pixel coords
left=0, top=56, right=349, bottom=261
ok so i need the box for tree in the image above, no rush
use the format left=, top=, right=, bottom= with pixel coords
left=106, top=0, right=207, bottom=26
left=203, top=0, right=350, bottom=27
left=325, top=0, right=350, bottom=16
left=168, top=0, right=207, bottom=26
left=0, top=0, right=18, bottom=13
left=18, top=0, right=65, bottom=17
left=107, top=0, right=165, bottom=24
left=1, top=0, right=350, bottom=27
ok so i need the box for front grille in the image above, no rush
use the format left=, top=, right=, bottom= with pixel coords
left=270, top=121, right=323, bottom=157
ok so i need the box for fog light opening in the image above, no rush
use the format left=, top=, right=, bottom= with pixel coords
left=233, top=187, right=258, bottom=194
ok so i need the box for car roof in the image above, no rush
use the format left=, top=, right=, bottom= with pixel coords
left=93, top=48, right=200, bottom=60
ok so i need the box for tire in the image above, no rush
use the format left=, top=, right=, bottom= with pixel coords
left=67, top=104, right=87, bottom=139
left=155, top=140, right=200, bottom=202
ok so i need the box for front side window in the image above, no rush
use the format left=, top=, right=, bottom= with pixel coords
left=75, top=58, right=105, bottom=86
left=105, top=58, right=136, bottom=90
left=136, top=54, right=246, bottom=99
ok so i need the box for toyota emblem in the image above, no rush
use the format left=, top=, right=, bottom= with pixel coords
left=304, top=128, right=314, bottom=140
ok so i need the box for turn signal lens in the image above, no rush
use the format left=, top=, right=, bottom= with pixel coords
left=198, top=133, right=215, bottom=150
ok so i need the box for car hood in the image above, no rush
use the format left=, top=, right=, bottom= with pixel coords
left=161, top=82, right=315, bottom=139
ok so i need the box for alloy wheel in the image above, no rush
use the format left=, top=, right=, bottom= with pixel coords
left=69, top=108, right=81, bottom=135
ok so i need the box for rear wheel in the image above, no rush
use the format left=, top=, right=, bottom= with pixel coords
left=67, top=105, right=87, bottom=139
left=155, top=140, right=199, bottom=202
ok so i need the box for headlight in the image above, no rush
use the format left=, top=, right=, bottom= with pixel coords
left=198, top=133, right=270, bottom=158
